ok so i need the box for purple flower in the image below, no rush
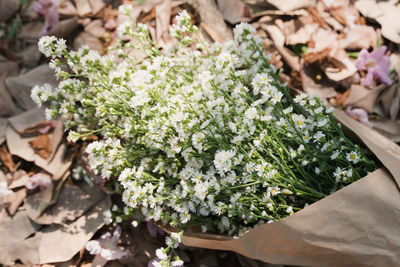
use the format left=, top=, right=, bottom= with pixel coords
left=33, top=0, right=60, bottom=35
left=355, top=46, right=392, bottom=86
left=86, top=226, right=129, bottom=265
left=345, top=106, right=372, bottom=128
left=25, top=172, right=51, bottom=191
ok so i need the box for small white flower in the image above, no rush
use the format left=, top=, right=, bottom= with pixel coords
left=118, top=3, right=133, bottom=15
left=346, top=151, right=360, bottom=164
left=286, top=206, right=293, bottom=214
left=156, top=248, right=168, bottom=260
left=38, top=35, right=57, bottom=57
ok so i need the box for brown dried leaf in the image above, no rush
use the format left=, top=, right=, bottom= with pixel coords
left=355, top=0, right=400, bottom=44
left=47, top=17, right=80, bottom=38
left=25, top=183, right=105, bottom=225
left=303, top=48, right=331, bottom=64
left=335, top=89, right=350, bottom=106
left=9, top=108, right=45, bottom=134
left=85, top=19, right=106, bottom=38
left=7, top=188, right=27, bottom=215
left=262, top=24, right=300, bottom=71
left=340, top=25, right=376, bottom=50
left=217, top=0, right=250, bottom=24
left=188, top=0, right=233, bottom=42
left=8, top=173, right=30, bottom=189
left=345, top=84, right=386, bottom=113
left=6, top=127, right=71, bottom=179
left=155, top=0, right=172, bottom=46
left=5, top=65, right=58, bottom=111
left=307, top=6, right=329, bottom=29
left=89, top=0, right=105, bottom=15
left=38, top=196, right=111, bottom=264
left=266, top=0, right=314, bottom=12
left=0, top=210, right=38, bottom=251
left=58, top=0, right=78, bottom=16
left=76, top=0, right=91, bottom=17
left=29, top=133, right=52, bottom=159
left=0, top=144, right=15, bottom=172
left=73, top=32, right=103, bottom=53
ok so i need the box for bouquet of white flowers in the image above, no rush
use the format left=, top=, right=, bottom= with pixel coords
left=33, top=7, right=384, bottom=266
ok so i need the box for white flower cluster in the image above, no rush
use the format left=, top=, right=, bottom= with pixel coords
left=154, top=231, right=184, bottom=267
left=35, top=10, right=376, bottom=237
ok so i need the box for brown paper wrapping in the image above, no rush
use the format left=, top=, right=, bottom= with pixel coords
left=176, top=109, right=400, bottom=267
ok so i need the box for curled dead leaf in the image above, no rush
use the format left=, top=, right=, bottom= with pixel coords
left=29, top=133, right=52, bottom=160
left=0, top=144, right=15, bottom=172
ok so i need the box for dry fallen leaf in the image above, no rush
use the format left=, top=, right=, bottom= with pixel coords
left=340, top=25, right=376, bottom=50
left=217, top=0, right=250, bottom=24
left=38, top=196, right=111, bottom=264
left=344, top=84, right=386, bottom=113
left=8, top=172, right=30, bottom=190
left=355, top=0, right=400, bottom=44
left=155, top=0, right=172, bottom=47
left=89, top=0, right=105, bottom=15
left=276, top=17, right=318, bottom=46
left=8, top=108, right=46, bottom=134
left=0, top=196, right=110, bottom=265
left=0, top=210, right=38, bottom=252
left=0, top=144, right=15, bottom=172
left=58, top=0, right=78, bottom=16
left=262, top=24, right=300, bottom=71
left=5, top=65, right=58, bottom=111
left=73, top=32, right=103, bottom=53
left=6, top=127, right=71, bottom=179
left=75, top=0, right=92, bottom=17
left=188, top=0, right=233, bottom=42
left=47, top=17, right=80, bottom=38
left=85, top=19, right=106, bottom=38
left=29, top=133, right=53, bottom=159
left=6, top=188, right=27, bottom=215
left=267, top=0, right=314, bottom=12
left=25, top=182, right=105, bottom=225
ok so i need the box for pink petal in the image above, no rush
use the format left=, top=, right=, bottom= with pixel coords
left=363, top=70, right=374, bottom=86
left=86, top=240, right=102, bottom=255
left=25, top=173, right=52, bottom=191
left=370, top=45, right=387, bottom=61
left=104, top=18, right=117, bottom=30
left=101, top=247, right=128, bottom=260
left=373, top=65, right=392, bottom=85
left=345, top=106, right=372, bottom=128
left=38, top=125, right=51, bottom=134
left=355, top=49, right=369, bottom=70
